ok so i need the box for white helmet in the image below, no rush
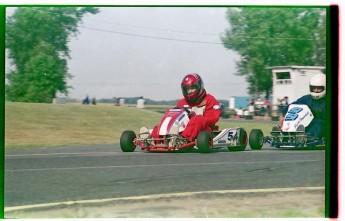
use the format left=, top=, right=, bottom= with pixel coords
left=309, top=73, right=326, bottom=100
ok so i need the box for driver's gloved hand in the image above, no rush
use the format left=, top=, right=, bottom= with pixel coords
left=188, top=111, right=196, bottom=118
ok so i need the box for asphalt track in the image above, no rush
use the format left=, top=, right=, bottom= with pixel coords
left=4, top=144, right=325, bottom=212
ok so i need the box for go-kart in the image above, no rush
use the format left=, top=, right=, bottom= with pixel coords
left=120, top=107, right=248, bottom=153
left=248, top=104, right=326, bottom=149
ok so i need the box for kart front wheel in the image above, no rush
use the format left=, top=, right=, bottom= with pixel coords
left=120, top=130, right=137, bottom=152
left=249, top=129, right=264, bottom=150
left=197, top=131, right=213, bottom=153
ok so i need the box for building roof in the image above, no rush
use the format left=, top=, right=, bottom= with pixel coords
left=266, top=66, right=325, bottom=70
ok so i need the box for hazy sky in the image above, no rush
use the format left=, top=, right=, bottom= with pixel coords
left=65, top=7, right=247, bottom=101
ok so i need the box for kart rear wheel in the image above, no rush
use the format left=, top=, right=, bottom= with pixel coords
left=228, top=128, right=248, bottom=151
left=120, top=130, right=137, bottom=152
left=249, top=129, right=264, bottom=150
left=197, top=131, right=213, bottom=153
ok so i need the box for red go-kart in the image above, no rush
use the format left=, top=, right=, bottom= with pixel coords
left=120, top=108, right=248, bottom=153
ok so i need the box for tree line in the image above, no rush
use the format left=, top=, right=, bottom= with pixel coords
left=6, top=7, right=99, bottom=103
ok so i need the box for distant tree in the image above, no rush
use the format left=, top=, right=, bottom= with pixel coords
left=313, top=10, right=327, bottom=65
left=221, top=7, right=326, bottom=98
left=6, top=7, right=99, bottom=103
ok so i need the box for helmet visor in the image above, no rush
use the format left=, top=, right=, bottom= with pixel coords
left=310, top=85, right=325, bottom=93
left=185, top=85, right=198, bottom=94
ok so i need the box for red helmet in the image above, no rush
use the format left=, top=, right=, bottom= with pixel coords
left=181, top=73, right=206, bottom=104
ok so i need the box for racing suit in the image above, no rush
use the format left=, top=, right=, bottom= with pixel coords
left=288, top=94, right=326, bottom=138
left=151, top=94, right=221, bottom=140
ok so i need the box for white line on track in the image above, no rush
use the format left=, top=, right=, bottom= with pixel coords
left=5, top=149, right=324, bottom=158
left=5, top=151, right=125, bottom=158
left=4, top=186, right=324, bottom=212
left=5, top=159, right=323, bottom=172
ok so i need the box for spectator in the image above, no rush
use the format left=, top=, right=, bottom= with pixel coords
left=114, top=97, right=120, bottom=106
left=82, top=95, right=90, bottom=105
left=264, top=97, right=271, bottom=119
left=91, top=97, right=96, bottom=105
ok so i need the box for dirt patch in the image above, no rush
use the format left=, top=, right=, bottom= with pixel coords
left=6, top=189, right=325, bottom=218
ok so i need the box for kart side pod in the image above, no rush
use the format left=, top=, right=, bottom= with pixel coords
left=213, top=127, right=248, bottom=151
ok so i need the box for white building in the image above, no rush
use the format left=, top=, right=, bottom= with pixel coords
left=136, top=97, right=145, bottom=108
left=269, top=66, right=325, bottom=105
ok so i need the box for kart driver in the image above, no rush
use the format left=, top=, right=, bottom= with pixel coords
left=285, top=73, right=326, bottom=138
left=150, top=73, right=221, bottom=140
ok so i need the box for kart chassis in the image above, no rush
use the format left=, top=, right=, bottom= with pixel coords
left=121, top=127, right=248, bottom=153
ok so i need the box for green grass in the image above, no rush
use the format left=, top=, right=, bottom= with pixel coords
left=5, top=102, right=162, bottom=148
left=5, top=102, right=274, bottom=148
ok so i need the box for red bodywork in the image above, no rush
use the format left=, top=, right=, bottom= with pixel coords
left=135, top=108, right=197, bottom=152
left=156, top=108, right=187, bottom=136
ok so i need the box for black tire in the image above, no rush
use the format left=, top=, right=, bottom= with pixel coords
left=296, top=125, right=305, bottom=132
left=271, top=125, right=281, bottom=143
left=271, top=125, right=281, bottom=136
left=295, top=125, right=306, bottom=145
left=197, top=131, right=213, bottom=153
left=227, top=128, right=248, bottom=151
left=120, top=130, right=136, bottom=152
left=249, top=129, right=264, bottom=150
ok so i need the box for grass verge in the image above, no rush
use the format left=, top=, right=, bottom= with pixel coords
left=5, top=102, right=274, bottom=148
left=5, top=189, right=324, bottom=218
